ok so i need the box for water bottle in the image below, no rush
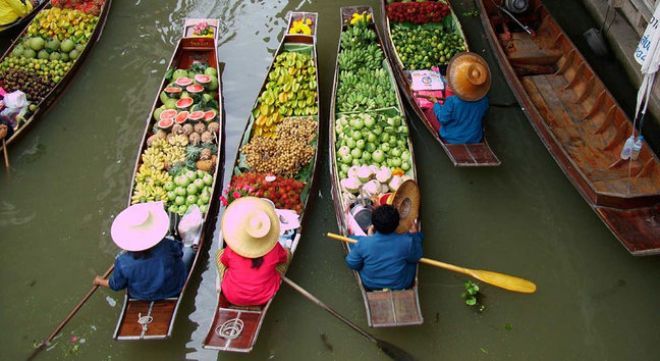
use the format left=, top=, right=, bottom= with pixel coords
left=631, top=135, right=644, bottom=160
left=620, top=135, right=635, bottom=160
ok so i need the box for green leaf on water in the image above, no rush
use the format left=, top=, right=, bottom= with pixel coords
left=465, top=297, right=477, bottom=306
left=480, top=347, right=488, bottom=354
left=505, top=323, right=513, bottom=331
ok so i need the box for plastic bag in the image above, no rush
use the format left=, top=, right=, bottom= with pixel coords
left=178, top=205, right=203, bottom=246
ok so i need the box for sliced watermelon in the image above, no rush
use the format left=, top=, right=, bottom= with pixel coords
left=204, top=109, right=217, bottom=122
left=176, top=97, right=194, bottom=109
left=188, top=111, right=205, bottom=122
left=158, top=117, right=174, bottom=129
left=175, top=77, right=193, bottom=87
left=186, top=84, right=204, bottom=94
left=175, top=111, right=189, bottom=124
left=159, top=109, right=178, bottom=121
left=195, top=74, right=212, bottom=85
left=164, top=86, right=182, bottom=97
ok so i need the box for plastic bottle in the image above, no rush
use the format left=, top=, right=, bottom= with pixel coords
left=631, top=135, right=644, bottom=160
left=620, top=135, right=635, bottom=160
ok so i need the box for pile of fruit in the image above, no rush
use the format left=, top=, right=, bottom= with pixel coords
left=288, top=17, right=314, bottom=35
left=386, top=1, right=450, bottom=24
left=223, top=172, right=306, bottom=213
left=253, top=51, right=317, bottom=138
left=390, top=23, right=466, bottom=69
left=51, top=0, right=105, bottom=16
left=131, top=61, right=221, bottom=216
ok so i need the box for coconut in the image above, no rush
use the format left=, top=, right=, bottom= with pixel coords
left=207, top=122, right=219, bottom=134
left=171, top=123, right=183, bottom=135
left=189, top=132, right=201, bottom=145
left=340, top=177, right=361, bottom=193
left=194, top=123, right=206, bottom=135
left=182, top=123, right=194, bottom=136
left=155, top=130, right=168, bottom=139
left=201, top=131, right=213, bottom=144
left=146, top=134, right=158, bottom=146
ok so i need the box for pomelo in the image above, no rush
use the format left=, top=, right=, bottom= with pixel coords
left=175, top=77, right=193, bottom=87
left=159, top=109, right=178, bottom=121
left=186, top=84, right=204, bottom=94
left=188, top=111, right=205, bottom=122
left=204, top=110, right=217, bottom=122
left=175, top=111, right=190, bottom=124
left=176, top=97, right=194, bottom=109
left=158, top=117, right=174, bottom=129
left=164, top=86, right=182, bottom=97
left=194, top=74, right=212, bottom=85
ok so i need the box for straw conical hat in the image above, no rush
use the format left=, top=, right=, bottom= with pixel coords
left=111, top=201, right=170, bottom=251
left=386, top=180, right=421, bottom=233
left=222, top=197, right=280, bottom=258
left=446, top=52, right=491, bottom=101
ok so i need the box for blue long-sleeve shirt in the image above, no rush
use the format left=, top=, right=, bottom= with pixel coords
left=433, top=95, right=488, bottom=144
left=109, top=237, right=187, bottom=301
left=346, top=231, right=423, bottom=290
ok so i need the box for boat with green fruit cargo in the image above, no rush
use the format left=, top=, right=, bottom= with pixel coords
left=0, top=0, right=111, bottom=153
left=113, top=18, right=224, bottom=340
left=203, top=11, right=320, bottom=352
left=0, top=0, right=48, bottom=33
left=378, top=0, right=501, bottom=167
left=329, top=6, right=423, bottom=328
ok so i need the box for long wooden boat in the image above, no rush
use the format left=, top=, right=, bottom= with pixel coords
left=0, top=0, right=49, bottom=33
left=329, top=6, right=423, bottom=327
left=378, top=0, right=500, bottom=167
left=477, top=0, right=660, bottom=254
left=113, top=18, right=225, bottom=340
left=202, top=11, right=321, bottom=352
left=0, top=0, right=111, bottom=153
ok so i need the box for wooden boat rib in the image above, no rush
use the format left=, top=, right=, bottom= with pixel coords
left=477, top=0, right=660, bottom=254
left=202, top=11, right=321, bottom=352
left=329, top=6, right=423, bottom=328
left=0, top=0, right=49, bottom=33
left=378, top=0, right=501, bottom=167
left=0, top=0, right=111, bottom=151
left=113, top=19, right=225, bottom=340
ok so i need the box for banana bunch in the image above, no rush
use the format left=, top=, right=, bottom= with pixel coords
left=167, top=134, right=189, bottom=147
left=338, top=44, right=383, bottom=72
left=337, top=68, right=396, bottom=112
left=142, top=138, right=186, bottom=170
left=349, top=11, right=372, bottom=27
left=340, top=20, right=376, bottom=50
left=131, top=181, right=169, bottom=204
left=135, top=164, right=173, bottom=185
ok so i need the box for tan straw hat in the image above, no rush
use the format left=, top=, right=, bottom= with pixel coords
left=111, top=201, right=170, bottom=251
left=386, top=180, right=421, bottom=233
left=446, top=52, right=491, bottom=101
left=222, top=197, right=280, bottom=258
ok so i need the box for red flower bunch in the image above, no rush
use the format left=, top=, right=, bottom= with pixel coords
left=51, top=0, right=105, bottom=15
left=386, top=1, right=450, bottom=24
left=221, top=172, right=306, bottom=213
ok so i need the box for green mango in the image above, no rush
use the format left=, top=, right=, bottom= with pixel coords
left=160, top=90, right=169, bottom=104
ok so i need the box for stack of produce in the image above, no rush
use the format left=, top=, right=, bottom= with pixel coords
left=132, top=61, right=221, bottom=216
left=385, top=1, right=450, bottom=24
left=223, top=172, right=306, bottom=214
left=253, top=51, right=318, bottom=138
left=340, top=165, right=411, bottom=200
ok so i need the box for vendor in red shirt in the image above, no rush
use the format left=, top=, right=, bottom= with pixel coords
left=216, top=197, right=290, bottom=306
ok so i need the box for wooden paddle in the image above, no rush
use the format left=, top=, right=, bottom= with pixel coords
left=2, top=139, right=9, bottom=170
left=327, top=232, right=537, bottom=294
left=282, top=277, right=414, bottom=361
left=27, top=264, right=115, bottom=360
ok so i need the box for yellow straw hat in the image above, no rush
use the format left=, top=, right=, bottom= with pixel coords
left=386, top=180, right=421, bottom=233
left=222, top=197, right=280, bottom=258
left=446, top=52, right=491, bottom=102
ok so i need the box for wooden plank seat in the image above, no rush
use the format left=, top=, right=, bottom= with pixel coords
left=499, top=32, right=562, bottom=66
left=366, top=289, right=423, bottom=327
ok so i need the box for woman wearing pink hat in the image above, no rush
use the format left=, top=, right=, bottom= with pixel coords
left=93, top=201, right=194, bottom=301
left=217, top=197, right=290, bottom=306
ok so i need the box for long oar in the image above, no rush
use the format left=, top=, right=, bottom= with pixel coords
left=327, top=232, right=536, bottom=294
left=2, top=139, right=9, bottom=170
left=282, top=277, right=414, bottom=361
left=27, top=264, right=115, bottom=361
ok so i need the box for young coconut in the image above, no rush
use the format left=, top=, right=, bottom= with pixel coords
left=207, top=122, right=219, bottom=134
left=171, top=123, right=184, bottom=135
left=194, top=122, right=206, bottom=135
left=155, top=129, right=168, bottom=139
left=189, top=132, right=201, bottom=145
left=182, top=123, right=194, bottom=136
left=201, top=131, right=214, bottom=144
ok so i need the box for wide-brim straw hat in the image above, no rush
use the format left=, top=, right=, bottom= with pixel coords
left=386, top=180, right=421, bottom=233
left=222, top=197, right=281, bottom=258
left=111, top=201, right=170, bottom=251
left=446, top=52, right=491, bottom=102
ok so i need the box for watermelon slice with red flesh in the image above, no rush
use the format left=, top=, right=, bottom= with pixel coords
left=195, top=74, right=211, bottom=85
left=188, top=111, right=205, bottom=122
left=204, top=110, right=217, bottom=122
left=159, top=109, right=178, bottom=121
left=175, top=111, right=189, bottom=124
left=186, top=84, right=204, bottom=94
left=175, top=77, right=193, bottom=87
left=158, top=118, right=174, bottom=129
left=176, top=97, right=194, bottom=109
left=164, top=86, right=182, bottom=97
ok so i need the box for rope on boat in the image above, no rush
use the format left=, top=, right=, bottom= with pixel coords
left=216, top=318, right=244, bottom=339
left=137, top=313, right=153, bottom=333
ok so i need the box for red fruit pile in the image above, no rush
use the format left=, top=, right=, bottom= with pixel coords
left=223, top=172, right=306, bottom=213
left=386, top=1, right=450, bottom=24
left=51, top=0, right=105, bottom=15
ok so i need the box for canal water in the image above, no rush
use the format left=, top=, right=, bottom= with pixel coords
left=1, top=0, right=659, bottom=360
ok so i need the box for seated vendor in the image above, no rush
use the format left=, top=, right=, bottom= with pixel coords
left=346, top=205, right=423, bottom=291
left=93, top=201, right=194, bottom=301
left=216, top=197, right=290, bottom=306
left=426, top=52, right=491, bottom=144
left=0, top=0, right=34, bottom=27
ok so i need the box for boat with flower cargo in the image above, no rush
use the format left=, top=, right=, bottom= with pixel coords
left=112, top=18, right=224, bottom=340
left=476, top=0, right=660, bottom=254
left=202, top=11, right=320, bottom=352
left=329, top=6, right=423, bottom=328
left=0, top=0, right=48, bottom=33
left=0, top=0, right=111, bottom=153
left=378, top=0, right=500, bottom=167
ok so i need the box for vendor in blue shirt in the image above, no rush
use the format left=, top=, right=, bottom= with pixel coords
left=93, top=201, right=194, bottom=301
left=346, top=205, right=423, bottom=291
left=426, top=52, right=491, bottom=144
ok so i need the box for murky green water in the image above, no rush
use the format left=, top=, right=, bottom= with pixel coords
left=2, top=1, right=660, bottom=360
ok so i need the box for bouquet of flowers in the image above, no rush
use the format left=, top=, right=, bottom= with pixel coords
left=192, top=21, right=214, bottom=37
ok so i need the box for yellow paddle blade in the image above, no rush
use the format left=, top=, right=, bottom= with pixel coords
left=466, top=268, right=537, bottom=294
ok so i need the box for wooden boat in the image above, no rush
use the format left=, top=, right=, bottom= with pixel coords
left=113, top=18, right=225, bottom=340
left=0, top=0, right=49, bottom=33
left=378, top=0, right=501, bottom=167
left=329, top=6, right=423, bottom=327
left=477, top=0, right=660, bottom=254
left=202, top=11, right=320, bottom=352
left=0, top=0, right=111, bottom=153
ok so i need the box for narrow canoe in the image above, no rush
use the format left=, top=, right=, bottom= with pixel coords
left=202, top=11, right=321, bottom=352
left=113, top=18, right=225, bottom=340
left=477, top=0, right=660, bottom=254
left=0, top=0, right=111, bottom=152
left=0, top=0, right=49, bottom=33
left=329, top=5, right=423, bottom=328
left=378, top=0, right=501, bottom=167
